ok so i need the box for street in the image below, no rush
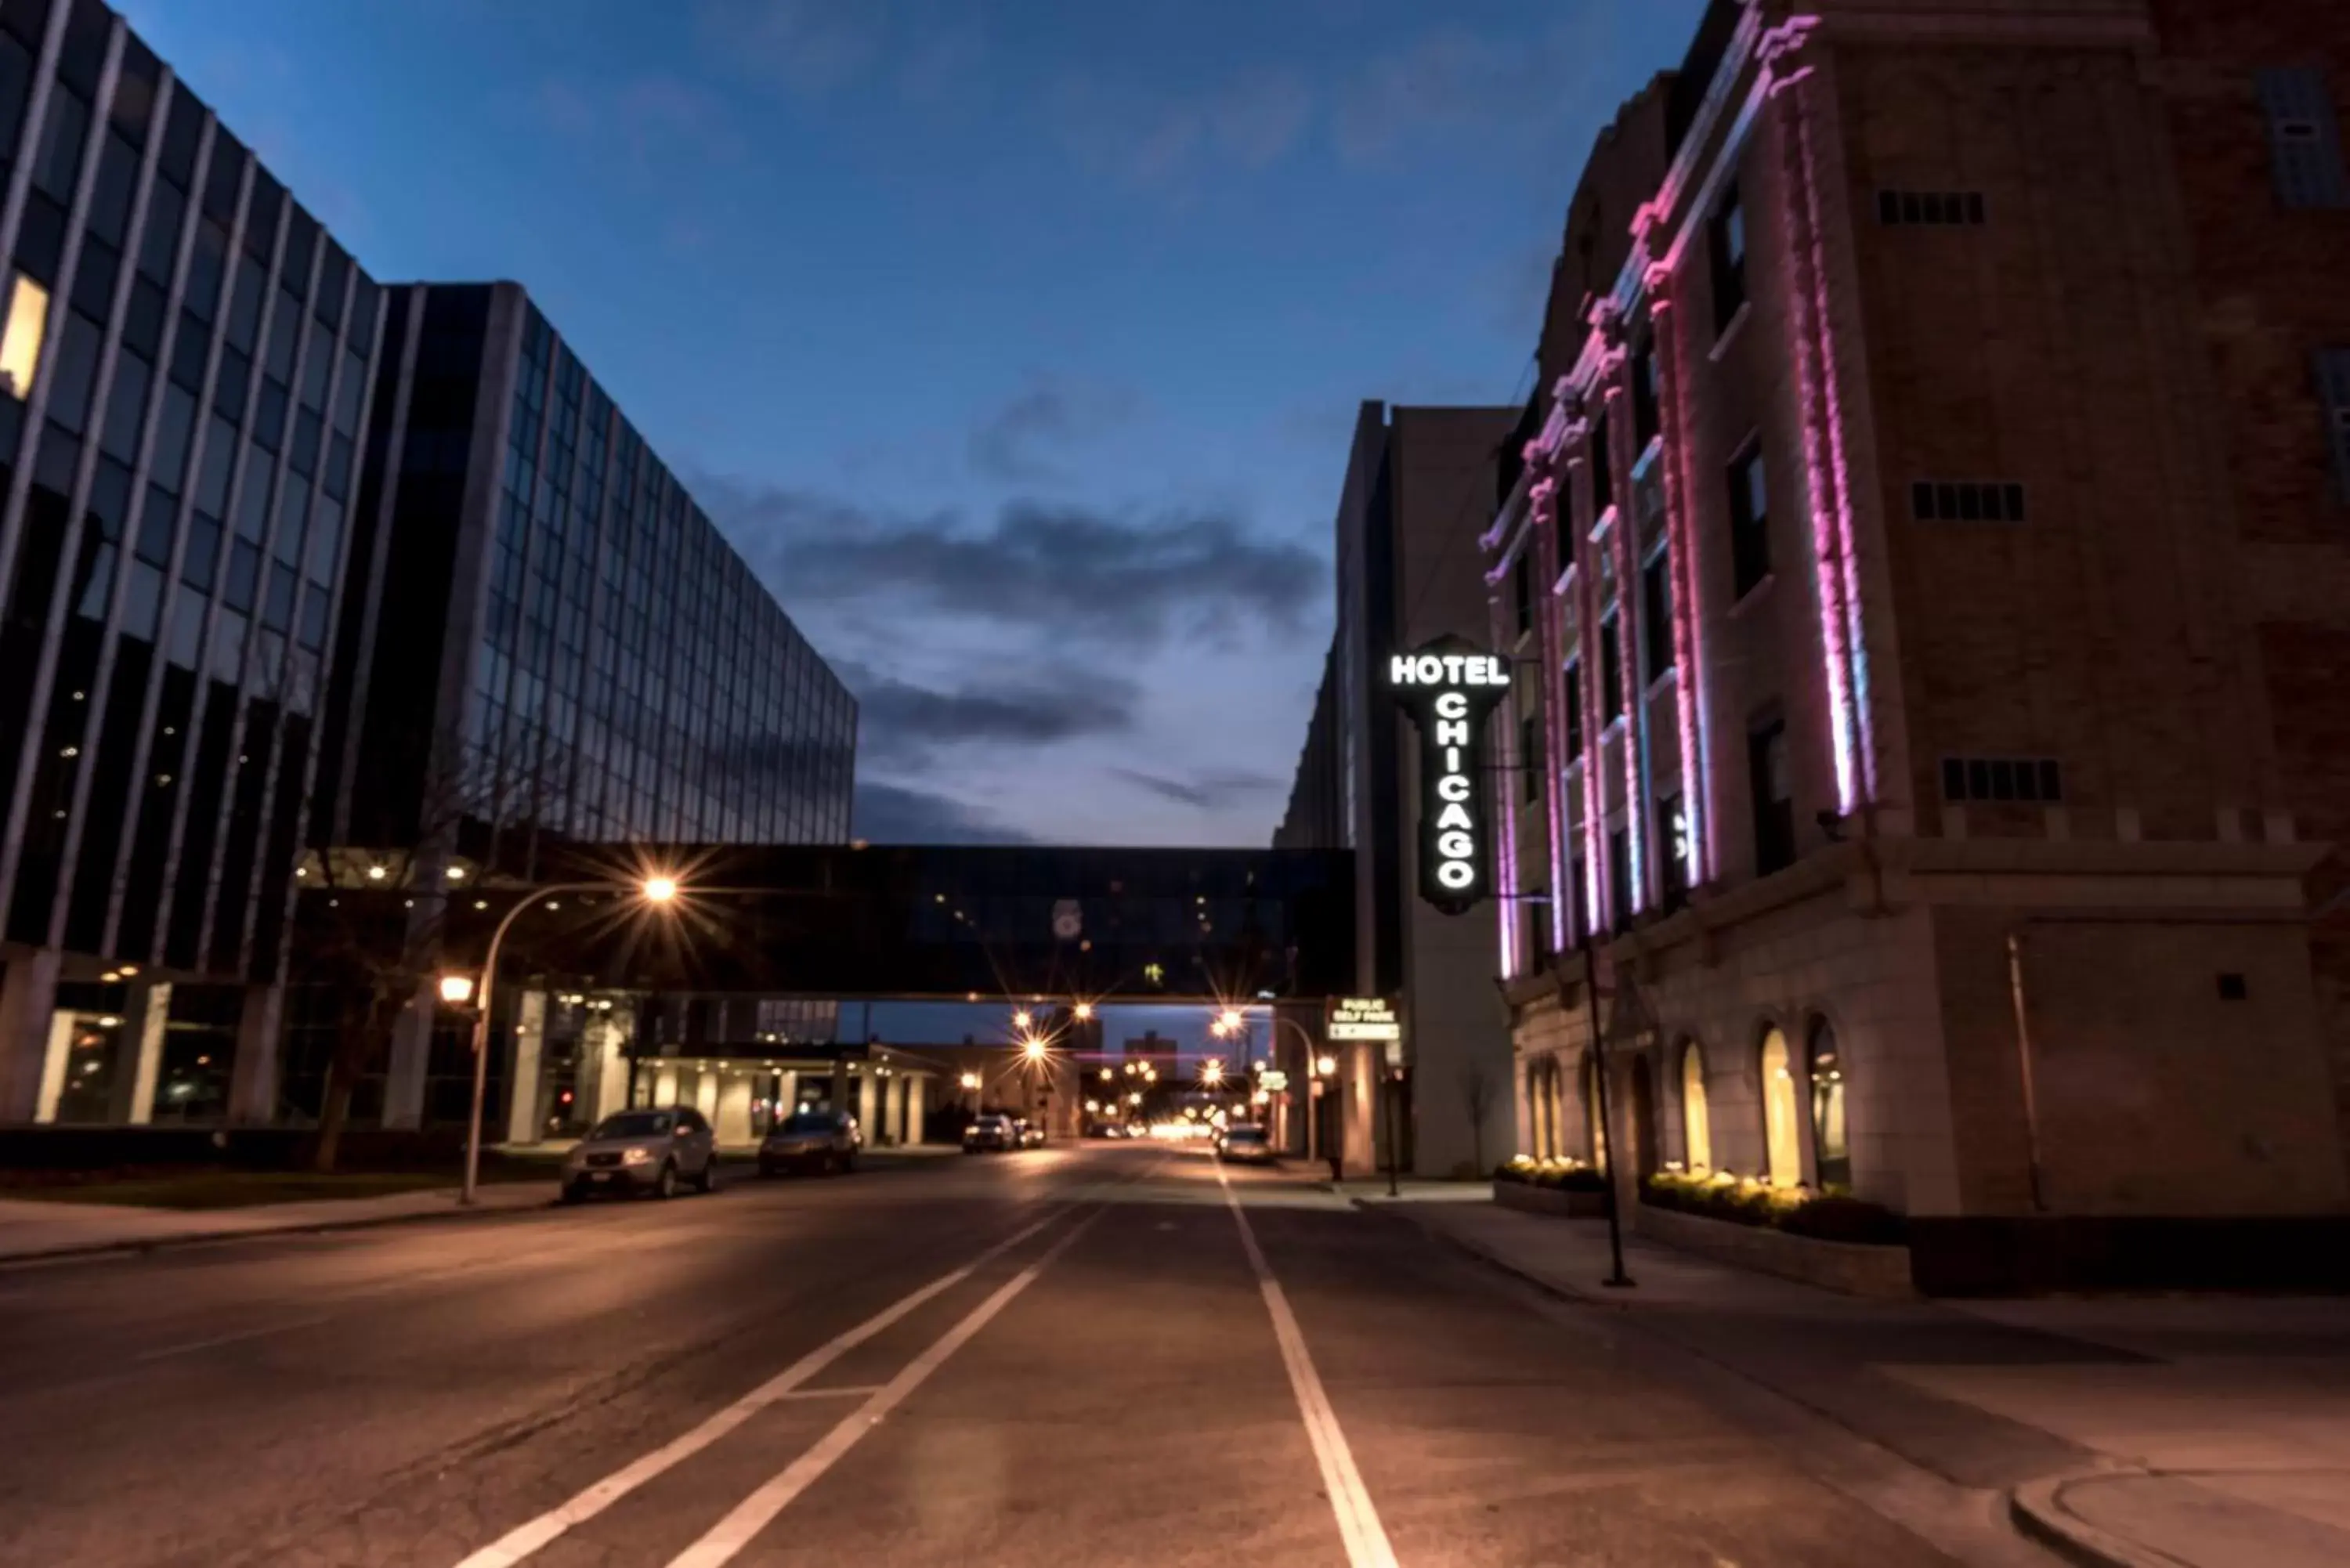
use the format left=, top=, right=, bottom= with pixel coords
left=0, top=1145, right=1972, bottom=1568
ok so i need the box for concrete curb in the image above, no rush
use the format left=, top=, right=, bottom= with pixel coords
left=0, top=1187, right=561, bottom=1268
left=2008, top=1475, right=2183, bottom=1568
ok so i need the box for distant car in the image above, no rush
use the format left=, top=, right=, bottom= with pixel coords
left=964, top=1113, right=1018, bottom=1153
left=563, top=1107, right=718, bottom=1201
left=758, top=1109, right=861, bottom=1176
left=1217, top=1125, right=1276, bottom=1165
left=1015, top=1118, right=1047, bottom=1149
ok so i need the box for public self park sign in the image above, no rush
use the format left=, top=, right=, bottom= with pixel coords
left=1388, top=638, right=1509, bottom=915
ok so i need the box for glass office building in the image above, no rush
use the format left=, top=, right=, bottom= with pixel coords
left=322, top=281, right=855, bottom=867
left=0, top=0, right=389, bottom=1125
left=306, top=282, right=856, bottom=1129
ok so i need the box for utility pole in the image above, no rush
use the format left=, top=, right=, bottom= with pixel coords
left=1583, top=944, right=1635, bottom=1289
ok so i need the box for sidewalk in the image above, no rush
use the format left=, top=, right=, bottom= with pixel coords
left=1385, top=1199, right=2350, bottom=1568
left=0, top=1180, right=558, bottom=1264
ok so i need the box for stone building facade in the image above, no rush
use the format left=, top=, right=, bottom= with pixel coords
left=1484, top=0, right=2350, bottom=1267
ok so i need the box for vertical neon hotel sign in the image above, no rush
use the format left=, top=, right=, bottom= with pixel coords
left=1389, top=638, right=1508, bottom=915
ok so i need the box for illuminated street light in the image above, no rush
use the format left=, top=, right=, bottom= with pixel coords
left=1085, top=1099, right=1099, bottom=1113
left=1022, top=1037, right=1047, bottom=1062
left=960, top=1071, right=982, bottom=1090
left=459, top=873, right=683, bottom=1205
left=1073, top=1001, right=1095, bottom=1021
left=1013, top=1009, right=1032, bottom=1031
left=439, top=974, right=476, bottom=1006
left=1202, top=1058, right=1225, bottom=1086
left=1128, top=1091, right=1143, bottom=1106
left=1316, top=1054, right=1338, bottom=1077
left=1217, top=1007, right=1244, bottom=1031
left=1099, top=1067, right=1112, bottom=1081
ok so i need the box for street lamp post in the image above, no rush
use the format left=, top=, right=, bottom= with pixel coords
left=457, top=875, right=678, bottom=1205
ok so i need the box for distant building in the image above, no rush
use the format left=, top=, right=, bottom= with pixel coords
left=1277, top=402, right=1521, bottom=1178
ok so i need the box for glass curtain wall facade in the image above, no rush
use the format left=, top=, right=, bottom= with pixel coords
left=324, top=282, right=853, bottom=873
left=0, top=0, right=381, bottom=983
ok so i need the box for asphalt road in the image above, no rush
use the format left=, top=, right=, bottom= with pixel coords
left=0, top=1144, right=1975, bottom=1567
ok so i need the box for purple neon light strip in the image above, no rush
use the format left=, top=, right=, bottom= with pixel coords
left=1645, top=266, right=1710, bottom=886
left=1769, top=52, right=1858, bottom=815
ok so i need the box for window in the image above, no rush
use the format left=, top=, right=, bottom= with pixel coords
left=1748, top=716, right=1795, bottom=874
left=1679, top=1041, right=1711, bottom=1172
left=1641, top=551, right=1673, bottom=680
left=1564, top=658, right=1584, bottom=760
left=1728, top=442, right=1770, bottom=598
left=1710, top=181, right=1748, bottom=332
left=1807, top=1017, right=1849, bottom=1189
left=1940, top=756, right=2063, bottom=804
left=1520, top=711, right=1541, bottom=801
left=1513, top=549, right=1533, bottom=640
left=2258, top=67, right=2350, bottom=210
left=1590, top=406, right=1613, bottom=515
left=0, top=272, right=49, bottom=399
left=1875, top=189, right=1987, bottom=226
left=1600, top=613, right=1623, bottom=722
left=32, top=84, right=89, bottom=203
left=2316, top=349, right=2350, bottom=503
left=1607, top=825, right=1632, bottom=932
left=1658, top=791, right=1689, bottom=911
left=1632, top=338, right=1661, bottom=449
left=1911, top=479, right=2026, bottom=522
left=46, top=309, right=103, bottom=433
left=1759, top=1028, right=1802, bottom=1187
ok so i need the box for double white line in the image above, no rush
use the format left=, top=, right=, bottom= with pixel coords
left=454, top=1205, right=1081, bottom=1568
left=457, top=1160, right=1395, bottom=1568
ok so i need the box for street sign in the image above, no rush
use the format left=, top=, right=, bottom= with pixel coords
left=1260, top=1069, right=1289, bottom=1093
left=1326, top=996, right=1401, bottom=1042
left=1051, top=899, right=1083, bottom=940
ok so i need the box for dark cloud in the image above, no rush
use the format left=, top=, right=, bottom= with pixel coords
left=703, top=480, right=1326, bottom=649
left=840, top=660, right=1137, bottom=768
left=853, top=780, right=1033, bottom=844
left=1112, top=767, right=1285, bottom=811
left=966, top=377, right=1139, bottom=482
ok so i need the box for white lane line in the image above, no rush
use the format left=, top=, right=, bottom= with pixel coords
left=133, top=1314, right=336, bottom=1362
left=1217, top=1162, right=1399, bottom=1568
left=450, top=1208, right=1066, bottom=1568
left=770, top=1383, right=880, bottom=1401
left=662, top=1208, right=1104, bottom=1568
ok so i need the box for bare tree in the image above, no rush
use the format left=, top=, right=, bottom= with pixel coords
left=1457, top=1060, right=1499, bottom=1176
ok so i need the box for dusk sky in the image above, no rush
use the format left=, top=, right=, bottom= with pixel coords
left=122, top=0, right=1707, bottom=854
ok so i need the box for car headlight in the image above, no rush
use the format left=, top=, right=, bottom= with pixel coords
left=621, top=1146, right=655, bottom=1165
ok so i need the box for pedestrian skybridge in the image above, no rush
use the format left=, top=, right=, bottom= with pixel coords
left=424, top=844, right=1358, bottom=1005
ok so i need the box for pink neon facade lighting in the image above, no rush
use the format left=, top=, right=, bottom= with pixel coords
left=1643, top=262, right=1712, bottom=885
left=1780, top=38, right=1876, bottom=803
left=1595, top=345, right=1647, bottom=922
left=1485, top=583, right=1522, bottom=978
left=1530, top=473, right=1571, bottom=953
left=1759, top=22, right=1861, bottom=815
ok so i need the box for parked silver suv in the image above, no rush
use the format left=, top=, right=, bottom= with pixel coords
left=562, top=1108, right=718, bottom=1201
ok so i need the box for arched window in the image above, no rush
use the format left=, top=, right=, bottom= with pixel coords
left=1680, top=1040, right=1712, bottom=1172
left=1808, top=1017, right=1849, bottom=1189
left=1759, top=1026, right=1802, bottom=1187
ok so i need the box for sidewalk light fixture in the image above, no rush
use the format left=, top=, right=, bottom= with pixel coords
left=439, top=974, right=476, bottom=1006
left=460, top=872, right=684, bottom=1205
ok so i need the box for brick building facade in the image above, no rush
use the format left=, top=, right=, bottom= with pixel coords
left=1484, top=0, right=2350, bottom=1279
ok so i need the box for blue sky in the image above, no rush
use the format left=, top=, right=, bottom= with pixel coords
left=123, top=0, right=1705, bottom=863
